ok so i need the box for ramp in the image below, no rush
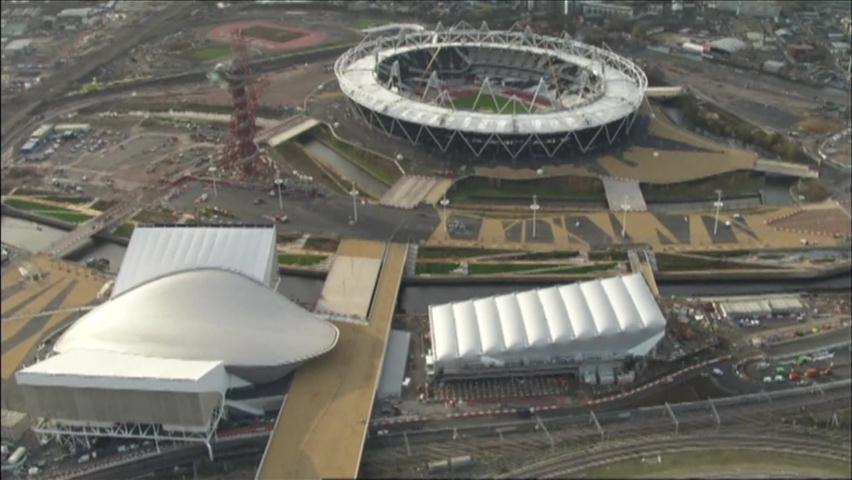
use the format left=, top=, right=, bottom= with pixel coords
left=256, top=242, right=408, bottom=480
left=314, top=240, right=383, bottom=323
left=379, top=176, right=450, bottom=209
left=754, top=159, right=818, bottom=178
left=602, top=177, right=647, bottom=212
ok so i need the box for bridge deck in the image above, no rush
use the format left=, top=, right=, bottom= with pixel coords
left=256, top=242, right=408, bottom=480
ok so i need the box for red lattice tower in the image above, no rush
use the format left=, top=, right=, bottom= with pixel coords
left=220, top=29, right=267, bottom=175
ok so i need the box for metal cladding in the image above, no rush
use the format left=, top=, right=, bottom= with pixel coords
left=335, top=22, right=647, bottom=160
left=428, top=274, right=666, bottom=366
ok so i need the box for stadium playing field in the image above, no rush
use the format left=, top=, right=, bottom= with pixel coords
left=452, top=92, right=538, bottom=113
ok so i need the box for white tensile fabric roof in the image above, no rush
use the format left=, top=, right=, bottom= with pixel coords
left=112, top=226, right=277, bottom=297
left=16, top=350, right=230, bottom=394
left=429, top=273, right=666, bottom=363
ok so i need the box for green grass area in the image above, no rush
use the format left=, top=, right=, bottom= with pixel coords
left=190, top=45, right=232, bottom=61
left=112, top=223, right=135, bottom=239
left=311, top=128, right=402, bottom=186
left=452, top=92, right=537, bottom=113
left=276, top=232, right=304, bottom=243
left=415, top=262, right=461, bottom=275
left=656, top=253, right=782, bottom=271
left=3, top=198, right=94, bottom=224
left=794, top=178, right=831, bottom=202
left=469, top=263, right=555, bottom=275
left=418, top=246, right=516, bottom=259
left=533, top=263, right=617, bottom=275
left=302, top=237, right=340, bottom=253
left=242, top=25, right=304, bottom=44
left=354, top=18, right=389, bottom=29
left=519, top=251, right=581, bottom=260
left=90, top=199, right=118, bottom=211
left=589, top=249, right=629, bottom=261
left=577, top=448, right=851, bottom=479
left=641, top=170, right=765, bottom=203
left=277, top=253, right=328, bottom=267
left=448, top=175, right=604, bottom=203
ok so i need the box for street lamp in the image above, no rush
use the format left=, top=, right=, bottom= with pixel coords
left=530, top=195, right=540, bottom=239
left=712, top=189, right=724, bottom=237
left=621, top=195, right=630, bottom=239
left=208, top=166, right=218, bottom=198
left=349, top=183, right=359, bottom=223
left=274, top=177, right=284, bottom=211
left=439, top=196, right=450, bottom=235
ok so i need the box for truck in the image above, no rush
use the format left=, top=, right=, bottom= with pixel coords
left=788, top=371, right=801, bottom=381
left=426, top=459, right=449, bottom=473
left=449, top=455, right=473, bottom=471
left=7, top=446, right=27, bottom=465
left=797, top=355, right=812, bottom=365
left=804, top=368, right=819, bottom=379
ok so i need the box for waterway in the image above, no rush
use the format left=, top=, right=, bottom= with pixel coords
left=4, top=216, right=849, bottom=314
left=300, top=140, right=389, bottom=199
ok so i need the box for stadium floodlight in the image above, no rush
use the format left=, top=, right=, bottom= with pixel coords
left=274, top=177, right=284, bottom=211
left=208, top=166, right=218, bottom=198
left=349, top=183, right=360, bottom=223
left=439, top=196, right=451, bottom=235
left=621, top=195, right=630, bottom=239
left=713, top=189, right=724, bottom=236
left=530, top=195, right=541, bottom=239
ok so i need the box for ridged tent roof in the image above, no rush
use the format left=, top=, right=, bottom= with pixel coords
left=429, top=273, right=665, bottom=362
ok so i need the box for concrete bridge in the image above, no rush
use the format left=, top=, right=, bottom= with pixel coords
left=43, top=198, right=142, bottom=259
left=646, top=86, right=686, bottom=98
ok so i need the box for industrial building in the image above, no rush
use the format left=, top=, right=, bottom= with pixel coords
left=715, top=294, right=806, bottom=319
left=15, top=225, right=339, bottom=456
left=426, top=273, right=666, bottom=382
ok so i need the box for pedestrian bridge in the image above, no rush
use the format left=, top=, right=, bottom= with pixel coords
left=646, top=86, right=686, bottom=98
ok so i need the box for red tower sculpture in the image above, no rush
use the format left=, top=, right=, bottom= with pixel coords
left=218, top=30, right=267, bottom=175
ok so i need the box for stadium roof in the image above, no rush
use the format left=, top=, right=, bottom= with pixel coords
left=17, top=350, right=229, bottom=394
left=336, top=29, right=646, bottom=136
left=55, top=269, right=338, bottom=370
left=429, top=273, right=666, bottom=363
left=113, top=225, right=277, bottom=297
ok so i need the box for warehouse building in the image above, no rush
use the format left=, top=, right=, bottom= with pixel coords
left=426, top=273, right=666, bottom=381
left=716, top=294, right=805, bottom=319
left=15, top=225, right=338, bottom=457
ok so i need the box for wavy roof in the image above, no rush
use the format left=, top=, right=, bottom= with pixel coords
left=429, top=273, right=665, bottom=363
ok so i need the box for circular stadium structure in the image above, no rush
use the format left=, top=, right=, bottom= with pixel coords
left=335, top=22, right=647, bottom=161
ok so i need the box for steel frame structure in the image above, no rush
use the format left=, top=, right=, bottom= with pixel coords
left=335, top=22, right=647, bottom=161
left=31, top=394, right=226, bottom=460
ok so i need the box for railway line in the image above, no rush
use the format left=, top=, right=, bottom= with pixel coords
left=360, top=382, right=851, bottom=478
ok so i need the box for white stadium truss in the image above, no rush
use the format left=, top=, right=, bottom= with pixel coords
left=335, top=21, right=647, bottom=160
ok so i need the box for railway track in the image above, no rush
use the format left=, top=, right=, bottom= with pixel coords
left=505, top=432, right=851, bottom=479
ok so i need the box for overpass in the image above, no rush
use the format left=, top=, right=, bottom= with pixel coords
left=754, top=158, right=819, bottom=179
left=256, top=240, right=409, bottom=479
left=645, top=86, right=686, bottom=98
left=628, top=248, right=659, bottom=297
left=42, top=196, right=143, bottom=258
left=257, top=116, right=320, bottom=148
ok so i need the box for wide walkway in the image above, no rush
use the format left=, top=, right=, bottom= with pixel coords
left=256, top=242, right=408, bottom=479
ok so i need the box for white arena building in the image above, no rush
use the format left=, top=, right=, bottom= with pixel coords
left=426, top=273, right=666, bottom=381
left=15, top=225, right=338, bottom=456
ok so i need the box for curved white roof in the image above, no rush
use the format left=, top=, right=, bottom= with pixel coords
left=335, top=27, right=646, bottom=135
left=113, top=226, right=277, bottom=297
left=55, top=269, right=339, bottom=369
left=428, top=273, right=665, bottom=364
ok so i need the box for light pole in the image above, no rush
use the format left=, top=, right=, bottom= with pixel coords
left=439, top=196, right=450, bottom=235
left=530, top=195, right=540, bottom=239
left=621, top=196, right=630, bottom=239
left=712, top=189, right=723, bottom=237
left=274, top=177, right=284, bottom=211
left=208, top=166, right=218, bottom=198
left=349, top=183, right=359, bottom=223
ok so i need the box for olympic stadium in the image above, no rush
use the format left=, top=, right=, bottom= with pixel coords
left=334, top=22, right=647, bottom=161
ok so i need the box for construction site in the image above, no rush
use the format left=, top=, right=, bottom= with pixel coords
left=1, top=1, right=850, bottom=479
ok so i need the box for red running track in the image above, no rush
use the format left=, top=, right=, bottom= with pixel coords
left=206, top=20, right=328, bottom=51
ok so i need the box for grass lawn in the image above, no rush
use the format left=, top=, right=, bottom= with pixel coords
left=354, top=18, right=389, bottom=29
left=469, top=263, right=555, bottom=275
left=190, top=45, right=232, bottom=61
left=578, top=448, right=851, bottom=479
left=112, top=223, right=135, bottom=239
left=656, top=253, right=781, bottom=271
left=533, top=263, right=617, bottom=275
left=794, top=178, right=831, bottom=202
left=242, top=25, right=304, bottom=44
left=415, top=262, right=460, bottom=275
left=418, top=246, right=516, bottom=259
left=311, top=128, right=402, bottom=186
left=278, top=253, right=328, bottom=267
left=641, top=170, right=765, bottom=203
left=3, top=198, right=94, bottom=224
left=519, top=251, right=580, bottom=260
left=452, top=92, right=537, bottom=113
left=589, top=249, right=629, bottom=261
left=449, top=175, right=604, bottom=203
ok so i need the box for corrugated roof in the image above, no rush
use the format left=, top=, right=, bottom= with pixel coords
left=112, top=226, right=276, bottom=297
left=429, top=273, right=666, bottom=364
